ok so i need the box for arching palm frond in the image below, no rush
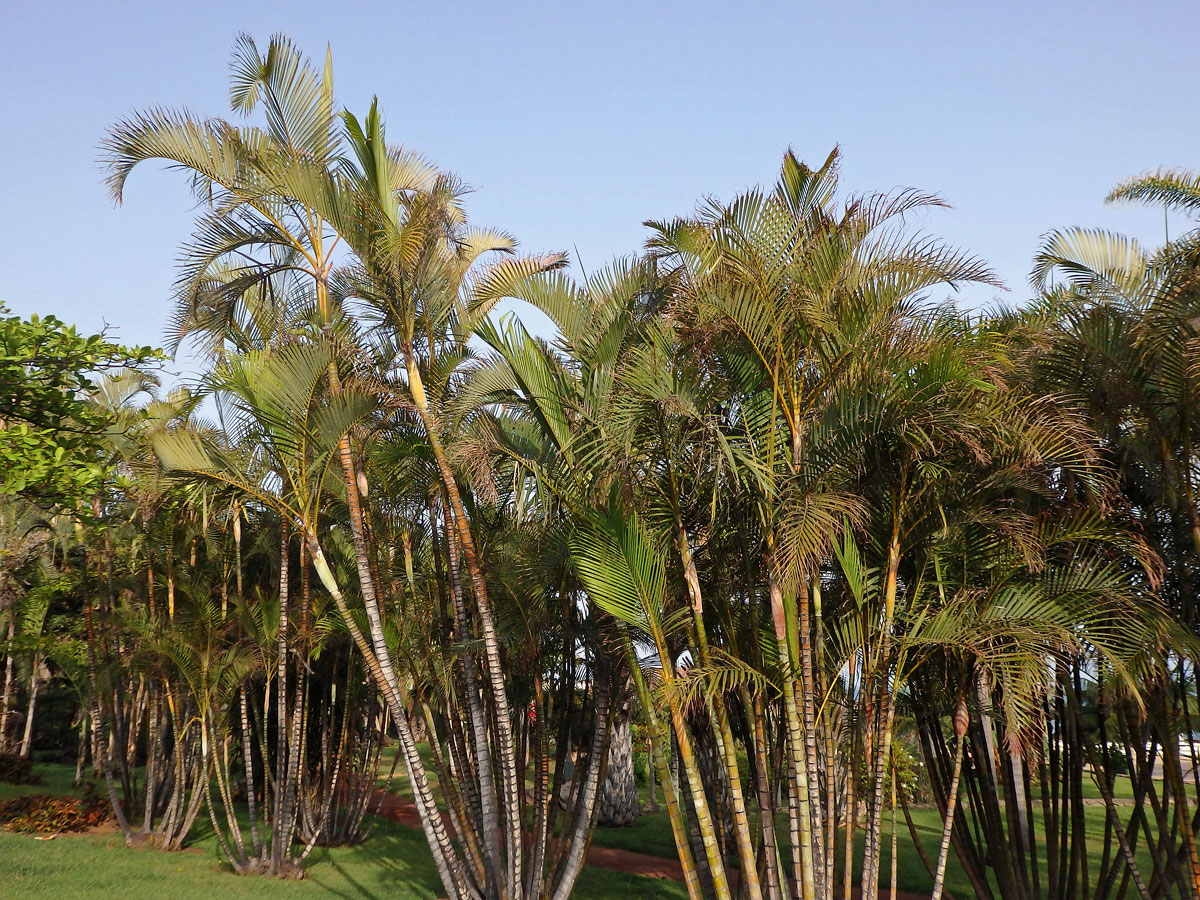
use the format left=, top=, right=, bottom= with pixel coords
left=1109, top=168, right=1200, bottom=217
left=571, top=511, right=666, bottom=638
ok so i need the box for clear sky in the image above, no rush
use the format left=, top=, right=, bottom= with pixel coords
left=2, top=0, right=1196, bottom=372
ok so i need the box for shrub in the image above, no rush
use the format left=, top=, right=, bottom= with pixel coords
left=0, top=753, right=39, bottom=785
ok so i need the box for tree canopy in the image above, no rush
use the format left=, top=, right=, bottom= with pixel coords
left=0, top=303, right=156, bottom=503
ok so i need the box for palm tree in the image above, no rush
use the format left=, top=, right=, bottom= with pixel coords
left=473, top=258, right=737, bottom=898
left=149, top=342, right=450, bottom=869
left=142, top=591, right=260, bottom=870
left=1026, top=184, right=1200, bottom=898
left=644, top=148, right=999, bottom=900
left=105, top=38, right=484, bottom=893
left=11, top=579, right=54, bottom=758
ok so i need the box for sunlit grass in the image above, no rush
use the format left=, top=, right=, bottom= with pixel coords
left=0, top=759, right=1168, bottom=900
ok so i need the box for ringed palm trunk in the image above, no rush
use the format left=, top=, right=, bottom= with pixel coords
left=547, top=678, right=614, bottom=900
left=863, top=530, right=901, bottom=898
left=239, top=687, right=262, bottom=857
left=796, top=576, right=826, bottom=895
left=652, top=626, right=734, bottom=899
left=1082, top=742, right=1152, bottom=900
left=144, top=683, right=159, bottom=835
left=844, top=772, right=857, bottom=900
left=768, top=561, right=818, bottom=900
left=931, top=701, right=968, bottom=900
left=525, top=673, right=551, bottom=900
left=625, top=629, right=705, bottom=900
left=814, top=577, right=837, bottom=897
left=444, top=499, right=506, bottom=898
left=19, top=660, right=40, bottom=758
left=1163, top=716, right=1200, bottom=897
left=306, top=535, right=472, bottom=899
left=82, top=547, right=134, bottom=841
left=1, top=616, right=14, bottom=752
left=889, top=765, right=898, bottom=900
left=748, top=689, right=786, bottom=900
left=272, top=522, right=289, bottom=871
left=405, top=352, right=523, bottom=897
left=677, top=523, right=764, bottom=900
left=281, top=540, right=311, bottom=854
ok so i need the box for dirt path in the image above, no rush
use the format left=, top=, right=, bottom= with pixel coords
left=368, top=788, right=684, bottom=881
left=367, top=788, right=930, bottom=897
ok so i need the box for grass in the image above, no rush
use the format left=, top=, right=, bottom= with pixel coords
left=0, top=761, right=685, bottom=900
left=588, top=806, right=978, bottom=897
left=587, top=777, right=1157, bottom=899
left=0, top=759, right=1170, bottom=899
left=0, top=762, right=81, bottom=801
left=0, top=819, right=689, bottom=900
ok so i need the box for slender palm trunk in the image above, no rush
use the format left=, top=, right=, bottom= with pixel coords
left=445, top=499, right=505, bottom=898
left=143, top=684, right=158, bottom=834
left=889, top=765, right=898, bottom=900
left=815, top=581, right=837, bottom=898
left=0, top=616, right=14, bottom=753
left=281, top=541, right=310, bottom=854
left=844, top=653, right=860, bottom=900
left=748, top=690, right=785, bottom=900
left=656, top=631, right=733, bottom=899
left=863, top=531, right=900, bottom=897
left=769, top=565, right=818, bottom=900
left=307, top=536, right=471, bottom=899
left=81, top=542, right=133, bottom=841
left=675, top=515, right=764, bottom=900
left=932, top=701, right=968, bottom=900
left=526, top=674, right=551, bottom=900
left=406, top=353, right=522, bottom=898
left=271, top=523, right=290, bottom=872
left=240, top=687, right=262, bottom=857
left=797, top=577, right=826, bottom=895
left=548, top=680, right=613, bottom=900
left=19, top=662, right=39, bottom=758
left=626, top=629, right=705, bottom=900
left=899, top=785, right=945, bottom=897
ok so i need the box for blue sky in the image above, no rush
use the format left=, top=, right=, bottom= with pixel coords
left=2, top=0, right=1196, bottom=374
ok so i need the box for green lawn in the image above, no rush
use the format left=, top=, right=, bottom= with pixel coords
left=0, top=762, right=81, bottom=801
left=0, top=760, right=1169, bottom=900
left=0, top=821, right=689, bottom=900
left=589, top=806, right=978, bottom=898
left=0, top=761, right=684, bottom=900
left=2, top=813, right=691, bottom=900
